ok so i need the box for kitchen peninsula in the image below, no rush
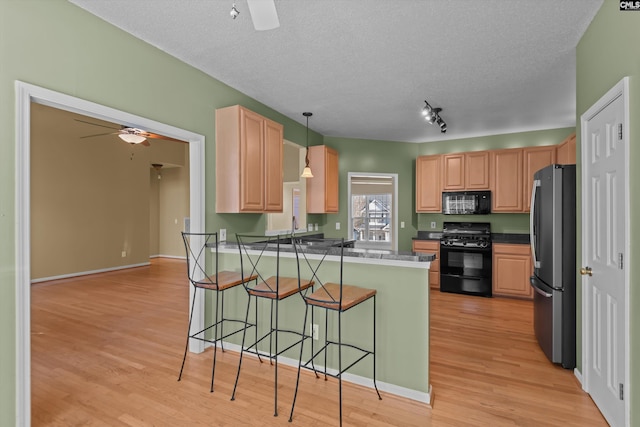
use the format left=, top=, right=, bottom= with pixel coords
left=208, top=241, right=435, bottom=403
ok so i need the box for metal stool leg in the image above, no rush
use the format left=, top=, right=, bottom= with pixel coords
left=178, top=286, right=198, bottom=381
left=288, top=303, right=310, bottom=422
left=231, top=290, right=254, bottom=401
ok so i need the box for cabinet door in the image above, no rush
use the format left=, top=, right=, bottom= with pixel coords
left=413, top=240, right=440, bottom=289
left=556, top=133, right=576, bottom=165
left=416, top=155, right=442, bottom=212
left=240, top=108, right=265, bottom=211
left=325, top=147, right=339, bottom=212
left=465, top=151, right=490, bottom=189
left=263, top=119, right=284, bottom=212
left=442, top=153, right=465, bottom=190
left=491, top=149, right=523, bottom=212
left=523, top=146, right=556, bottom=212
left=492, top=244, right=533, bottom=299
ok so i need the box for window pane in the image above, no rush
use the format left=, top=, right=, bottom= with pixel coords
left=351, top=192, right=391, bottom=243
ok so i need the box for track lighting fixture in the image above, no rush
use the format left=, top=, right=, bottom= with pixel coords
left=301, top=112, right=313, bottom=178
left=422, top=100, right=447, bottom=133
left=230, top=3, right=240, bottom=19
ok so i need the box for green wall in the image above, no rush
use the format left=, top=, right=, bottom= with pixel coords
left=576, top=1, right=640, bottom=424
left=0, top=1, right=315, bottom=424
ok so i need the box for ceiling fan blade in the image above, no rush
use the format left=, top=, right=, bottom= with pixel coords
left=80, top=132, right=116, bottom=139
left=144, top=132, right=186, bottom=143
left=74, top=118, right=120, bottom=130
left=246, top=0, right=279, bottom=31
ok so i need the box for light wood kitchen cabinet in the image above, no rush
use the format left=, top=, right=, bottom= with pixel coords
left=413, top=240, right=440, bottom=289
left=306, top=145, right=339, bottom=213
left=442, top=153, right=465, bottom=190
left=442, top=151, right=490, bottom=191
left=465, top=151, right=490, bottom=189
left=416, top=155, right=442, bottom=212
left=556, top=132, right=576, bottom=164
left=523, top=145, right=556, bottom=212
left=491, top=148, right=523, bottom=212
left=493, top=243, right=533, bottom=299
left=215, top=105, right=283, bottom=213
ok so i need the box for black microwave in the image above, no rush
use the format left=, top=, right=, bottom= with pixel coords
left=442, top=191, right=491, bottom=215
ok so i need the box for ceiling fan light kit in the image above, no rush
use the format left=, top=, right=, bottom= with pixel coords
left=118, top=130, right=147, bottom=144
left=422, top=100, right=447, bottom=133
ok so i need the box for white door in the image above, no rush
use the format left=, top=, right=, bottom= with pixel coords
left=581, top=80, right=628, bottom=427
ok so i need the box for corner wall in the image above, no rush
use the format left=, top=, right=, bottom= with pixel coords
left=576, top=2, right=640, bottom=424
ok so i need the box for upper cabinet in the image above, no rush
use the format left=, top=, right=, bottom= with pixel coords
left=306, top=145, right=339, bottom=213
left=491, top=148, right=523, bottom=212
left=464, top=151, right=490, bottom=189
left=442, top=153, right=465, bottom=190
left=215, top=105, right=283, bottom=213
left=416, top=155, right=442, bottom=212
left=523, top=145, right=556, bottom=212
left=443, top=151, right=490, bottom=190
left=556, top=133, right=576, bottom=165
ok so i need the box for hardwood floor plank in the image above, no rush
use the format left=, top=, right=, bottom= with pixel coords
left=31, top=258, right=605, bottom=426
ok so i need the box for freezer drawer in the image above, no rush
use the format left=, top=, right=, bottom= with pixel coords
left=531, top=276, right=564, bottom=365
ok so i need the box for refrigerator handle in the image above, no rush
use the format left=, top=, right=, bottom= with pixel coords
left=530, top=179, right=541, bottom=269
left=530, top=277, right=552, bottom=298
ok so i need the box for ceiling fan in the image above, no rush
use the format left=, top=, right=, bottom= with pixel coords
left=76, top=119, right=184, bottom=146
left=237, top=0, right=280, bottom=31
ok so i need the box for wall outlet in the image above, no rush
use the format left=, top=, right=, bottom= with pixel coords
left=308, top=223, right=313, bottom=232
left=310, top=323, right=319, bottom=340
left=336, top=222, right=341, bottom=230
left=219, top=228, right=227, bottom=242
left=314, top=223, right=318, bottom=231
left=401, top=221, right=405, bottom=228
left=431, top=221, right=437, bottom=229
left=121, top=251, right=127, bottom=258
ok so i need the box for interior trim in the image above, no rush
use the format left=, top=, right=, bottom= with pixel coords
left=14, top=81, right=206, bottom=426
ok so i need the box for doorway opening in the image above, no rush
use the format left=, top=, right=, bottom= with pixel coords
left=15, top=81, right=205, bottom=425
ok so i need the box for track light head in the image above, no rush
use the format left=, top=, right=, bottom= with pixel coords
left=230, top=3, right=240, bottom=19
left=422, top=100, right=447, bottom=132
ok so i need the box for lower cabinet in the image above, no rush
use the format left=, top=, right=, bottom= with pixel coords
left=412, top=240, right=440, bottom=289
left=492, top=243, right=533, bottom=299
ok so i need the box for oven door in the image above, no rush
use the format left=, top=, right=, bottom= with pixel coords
left=439, top=244, right=493, bottom=296
left=440, top=245, right=492, bottom=278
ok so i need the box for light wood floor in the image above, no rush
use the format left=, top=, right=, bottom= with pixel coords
left=31, top=258, right=606, bottom=426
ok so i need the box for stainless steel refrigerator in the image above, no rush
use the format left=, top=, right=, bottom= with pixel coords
left=529, top=164, right=576, bottom=369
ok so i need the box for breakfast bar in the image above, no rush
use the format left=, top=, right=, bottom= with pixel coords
left=206, top=241, right=435, bottom=403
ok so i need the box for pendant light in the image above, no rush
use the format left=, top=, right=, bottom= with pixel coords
left=301, top=112, right=314, bottom=178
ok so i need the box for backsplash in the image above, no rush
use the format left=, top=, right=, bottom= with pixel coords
left=417, top=213, right=530, bottom=234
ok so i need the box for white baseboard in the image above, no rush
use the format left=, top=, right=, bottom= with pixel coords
left=31, top=262, right=151, bottom=284
left=574, top=367, right=583, bottom=387
left=150, top=254, right=186, bottom=260
left=201, top=341, right=433, bottom=405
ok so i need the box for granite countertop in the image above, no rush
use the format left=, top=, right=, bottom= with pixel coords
left=216, top=241, right=435, bottom=265
left=413, top=231, right=529, bottom=245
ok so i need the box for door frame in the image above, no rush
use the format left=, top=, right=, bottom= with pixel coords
left=579, top=76, right=630, bottom=425
left=14, top=81, right=206, bottom=426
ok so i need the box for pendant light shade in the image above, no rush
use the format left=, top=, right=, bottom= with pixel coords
left=301, top=112, right=313, bottom=178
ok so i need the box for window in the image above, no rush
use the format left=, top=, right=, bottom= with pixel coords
left=348, top=173, right=397, bottom=250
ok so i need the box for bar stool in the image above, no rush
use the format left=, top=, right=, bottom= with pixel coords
left=231, top=234, right=314, bottom=417
left=178, top=232, right=257, bottom=392
left=289, top=238, right=381, bottom=426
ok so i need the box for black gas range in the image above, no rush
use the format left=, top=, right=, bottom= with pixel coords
left=439, top=222, right=492, bottom=297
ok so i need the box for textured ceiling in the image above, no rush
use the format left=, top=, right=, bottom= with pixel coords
left=68, top=0, right=603, bottom=143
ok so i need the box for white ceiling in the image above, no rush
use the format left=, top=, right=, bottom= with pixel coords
left=68, top=0, right=603, bottom=143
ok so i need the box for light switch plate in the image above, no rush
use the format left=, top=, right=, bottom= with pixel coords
left=308, top=224, right=313, bottom=232
left=314, top=223, right=318, bottom=231
left=401, top=221, right=405, bottom=228
left=336, top=222, right=341, bottom=230
left=220, top=228, right=227, bottom=242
